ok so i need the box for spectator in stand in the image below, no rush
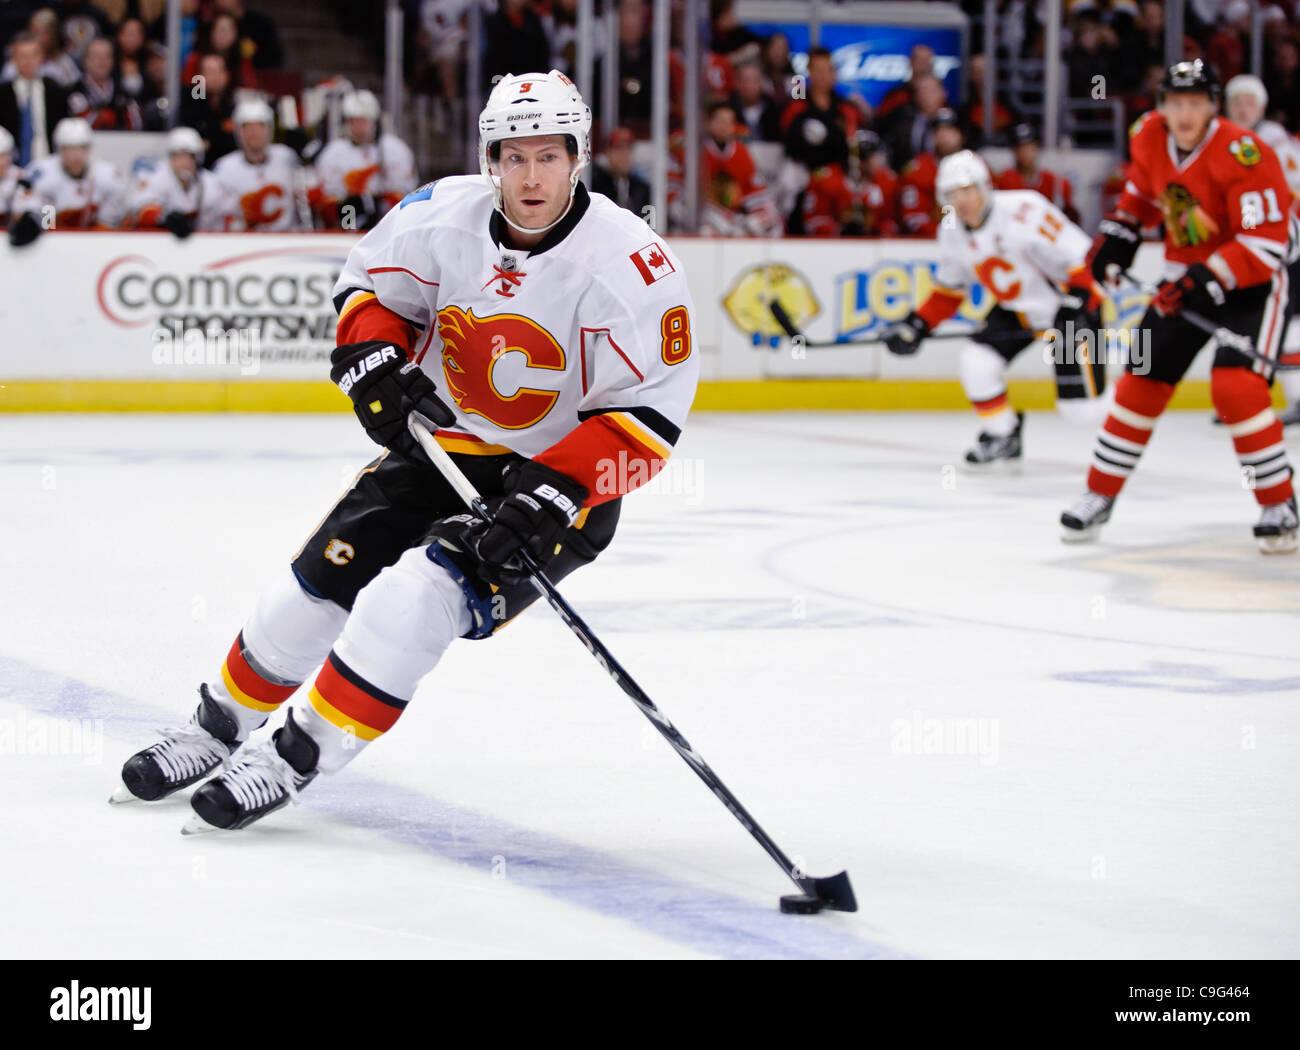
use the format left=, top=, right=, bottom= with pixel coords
left=4, top=9, right=82, bottom=86
left=1206, top=0, right=1251, bottom=84
left=213, top=0, right=285, bottom=70
left=542, top=0, right=579, bottom=76
left=1115, top=0, right=1168, bottom=89
left=760, top=30, right=796, bottom=104
left=0, top=32, right=70, bottom=167
left=593, top=0, right=653, bottom=131
left=701, top=100, right=782, bottom=237
left=993, top=122, right=1079, bottom=223
left=139, top=42, right=171, bottom=130
left=54, top=1, right=112, bottom=66
left=710, top=0, right=761, bottom=69
left=183, top=12, right=259, bottom=90
left=731, top=61, right=780, bottom=142
left=847, top=129, right=898, bottom=238
left=1124, top=61, right=1165, bottom=124
left=68, top=37, right=144, bottom=131
left=115, top=17, right=150, bottom=101
left=180, top=52, right=238, bottom=167
left=780, top=46, right=857, bottom=174
left=897, top=107, right=964, bottom=238
left=874, top=44, right=934, bottom=128
left=1066, top=10, right=1122, bottom=145
left=884, top=72, right=946, bottom=171
left=592, top=126, right=651, bottom=218
left=483, top=0, right=551, bottom=94
left=1265, top=36, right=1300, bottom=132
left=149, top=0, right=201, bottom=72
left=959, top=52, right=1018, bottom=149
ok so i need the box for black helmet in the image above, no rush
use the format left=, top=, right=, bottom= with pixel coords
left=1160, top=59, right=1220, bottom=103
left=1009, top=122, right=1039, bottom=146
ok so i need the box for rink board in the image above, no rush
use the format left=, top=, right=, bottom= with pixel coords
left=0, top=232, right=1219, bottom=411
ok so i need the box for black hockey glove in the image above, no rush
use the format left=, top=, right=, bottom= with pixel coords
left=330, top=340, right=456, bottom=459
left=882, top=311, right=929, bottom=355
left=471, top=460, right=589, bottom=586
left=1087, top=215, right=1140, bottom=285
left=1151, top=262, right=1227, bottom=318
left=8, top=211, right=42, bottom=247
left=161, top=210, right=195, bottom=239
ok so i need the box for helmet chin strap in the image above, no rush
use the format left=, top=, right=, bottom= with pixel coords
left=492, top=163, right=584, bottom=238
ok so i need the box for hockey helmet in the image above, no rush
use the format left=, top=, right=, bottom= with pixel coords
left=1160, top=60, right=1220, bottom=103
left=1008, top=122, right=1039, bottom=147
left=341, top=89, right=381, bottom=122
left=1225, top=73, right=1268, bottom=106
left=478, top=69, right=592, bottom=234
left=167, top=126, right=205, bottom=163
left=232, top=98, right=275, bottom=129
left=53, top=117, right=93, bottom=150
left=937, top=150, right=992, bottom=201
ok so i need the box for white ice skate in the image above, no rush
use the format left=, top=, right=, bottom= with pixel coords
left=1060, top=491, right=1114, bottom=543
left=963, top=412, right=1024, bottom=472
left=1254, top=497, right=1298, bottom=554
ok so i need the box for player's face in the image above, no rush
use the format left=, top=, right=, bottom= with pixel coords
left=60, top=145, right=89, bottom=178
left=708, top=109, right=735, bottom=143
left=240, top=120, right=271, bottom=154
left=948, top=184, right=985, bottom=226
left=934, top=125, right=963, bottom=156
left=495, top=134, right=576, bottom=230
left=348, top=116, right=376, bottom=145
left=170, top=151, right=197, bottom=180
left=1014, top=141, right=1039, bottom=169
left=1161, top=92, right=1217, bottom=150
left=1227, top=93, right=1264, bottom=129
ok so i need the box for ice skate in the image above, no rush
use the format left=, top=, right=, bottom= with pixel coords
left=1254, top=497, right=1298, bottom=554
left=111, top=685, right=240, bottom=803
left=1060, top=491, right=1114, bottom=542
left=963, top=412, right=1023, bottom=471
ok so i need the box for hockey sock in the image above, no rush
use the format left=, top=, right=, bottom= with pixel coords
left=961, top=341, right=1017, bottom=435
left=1212, top=366, right=1295, bottom=505
left=1086, top=373, right=1175, bottom=498
left=971, top=392, right=1018, bottom=436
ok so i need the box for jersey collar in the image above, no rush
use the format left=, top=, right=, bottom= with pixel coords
left=1167, top=117, right=1218, bottom=172
left=490, top=182, right=592, bottom=257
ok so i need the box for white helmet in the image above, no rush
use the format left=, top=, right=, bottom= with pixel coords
left=53, top=117, right=93, bottom=149
left=936, top=149, right=993, bottom=221
left=342, top=89, right=381, bottom=121
left=1226, top=73, right=1268, bottom=106
left=0, top=125, right=13, bottom=156
left=232, top=98, right=275, bottom=129
left=478, top=69, right=592, bottom=235
left=167, top=126, right=204, bottom=163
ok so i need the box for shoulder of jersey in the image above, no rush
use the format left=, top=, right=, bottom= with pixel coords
left=579, top=192, right=685, bottom=286
left=388, top=174, right=491, bottom=231
left=1129, top=109, right=1164, bottom=143
left=1210, top=117, right=1274, bottom=174
left=93, top=159, right=122, bottom=178
left=269, top=143, right=299, bottom=164
left=997, top=188, right=1048, bottom=214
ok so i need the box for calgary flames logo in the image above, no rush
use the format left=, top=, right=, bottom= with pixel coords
left=436, top=306, right=565, bottom=430
left=240, top=184, right=284, bottom=227
left=344, top=164, right=382, bottom=196
left=1160, top=182, right=1220, bottom=248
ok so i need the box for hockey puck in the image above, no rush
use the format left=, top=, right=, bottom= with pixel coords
left=779, top=894, right=826, bottom=914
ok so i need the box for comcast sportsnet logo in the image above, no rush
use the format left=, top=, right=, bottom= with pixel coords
left=630, top=243, right=675, bottom=285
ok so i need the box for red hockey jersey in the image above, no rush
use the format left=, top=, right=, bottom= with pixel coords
left=993, top=167, right=1079, bottom=224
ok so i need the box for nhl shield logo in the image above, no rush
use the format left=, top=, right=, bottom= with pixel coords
left=631, top=243, right=675, bottom=285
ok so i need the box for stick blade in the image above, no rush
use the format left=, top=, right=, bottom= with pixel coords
left=807, top=870, right=857, bottom=912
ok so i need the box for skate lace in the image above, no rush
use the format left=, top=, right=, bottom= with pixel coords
left=223, top=743, right=305, bottom=811
left=151, top=723, right=229, bottom=783
left=1069, top=491, right=1112, bottom=518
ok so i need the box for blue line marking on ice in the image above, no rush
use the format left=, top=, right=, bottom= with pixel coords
left=0, top=654, right=903, bottom=960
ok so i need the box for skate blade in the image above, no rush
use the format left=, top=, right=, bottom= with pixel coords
left=108, top=784, right=140, bottom=805
left=1060, top=524, right=1102, bottom=544
left=961, top=457, right=1023, bottom=475
left=1256, top=532, right=1299, bottom=554
left=180, top=814, right=221, bottom=836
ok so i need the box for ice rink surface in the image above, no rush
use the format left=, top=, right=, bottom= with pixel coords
left=1, top=409, right=1297, bottom=959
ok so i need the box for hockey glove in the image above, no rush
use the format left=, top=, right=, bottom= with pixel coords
left=161, top=210, right=195, bottom=239
left=471, top=460, right=589, bottom=586
left=330, top=340, right=456, bottom=459
left=882, top=312, right=929, bottom=355
left=1087, top=215, right=1140, bottom=286
left=8, top=211, right=42, bottom=248
left=1151, top=262, right=1227, bottom=318
left=341, top=194, right=381, bottom=231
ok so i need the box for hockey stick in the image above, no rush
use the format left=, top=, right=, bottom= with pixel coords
left=1117, top=270, right=1300, bottom=372
left=407, top=414, right=856, bottom=915
left=767, top=299, right=1049, bottom=350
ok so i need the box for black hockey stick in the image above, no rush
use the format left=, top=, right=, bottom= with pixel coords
left=1117, top=270, right=1300, bottom=371
left=407, top=414, right=856, bottom=915
left=767, top=298, right=1049, bottom=350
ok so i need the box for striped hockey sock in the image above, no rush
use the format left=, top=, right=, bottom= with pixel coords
left=213, top=631, right=300, bottom=737
left=1085, top=374, right=1175, bottom=498
left=1212, top=367, right=1295, bottom=505
left=299, top=650, right=409, bottom=772
left=971, top=391, right=1018, bottom=436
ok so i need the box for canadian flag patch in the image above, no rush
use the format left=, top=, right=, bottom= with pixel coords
left=630, top=243, right=675, bottom=285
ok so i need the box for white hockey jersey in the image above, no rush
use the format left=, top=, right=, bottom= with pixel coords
left=0, top=165, right=19, bottom=225
left=127, top=163, right=232, bottom=231
left=313, top=134, right=418, bottom=206
left=333, top=176, right=699, bottom=503
left=1255, top=119, right=1300, bottom=198
left=213, top=144, right=305, bottom=231
left=11, top=155, right=126, bottom=228
left=934, top=189, right=1092, bottom=329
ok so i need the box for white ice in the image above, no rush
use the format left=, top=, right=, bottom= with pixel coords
left=1, top=410, right=1297, bottom=959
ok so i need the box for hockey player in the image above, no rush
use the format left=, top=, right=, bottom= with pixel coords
left=882, top=149, right=1106, bottom=468
left=8, top=117, right=125, bottom=246
left=127, top=127, right=232, bottom=237
left=309, top=89, right=419, bottom=231
left=1061, top=61, right=1297, bottom=553
left=112, top=71, right=699, bottom=833
left=700, top=101, right=782, bottom=237
left=993, top=122, right=1081, bottom=225
left=0, top=127, right=18, bottom=227
left=1222, top=73, right=1300, bottom=426
left=213, top=98, right=307, bottom=231
left=897, top=108, right=966, bottom=238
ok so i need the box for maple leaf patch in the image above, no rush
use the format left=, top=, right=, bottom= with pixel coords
left=631, top=242, right=676, bottom=285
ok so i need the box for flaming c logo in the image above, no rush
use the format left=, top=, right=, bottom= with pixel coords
left=436, top=306, right=565, bottom=430
left=240, top=184, right=284, bottom=227
left=344, top=164, right=382, bottom=196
